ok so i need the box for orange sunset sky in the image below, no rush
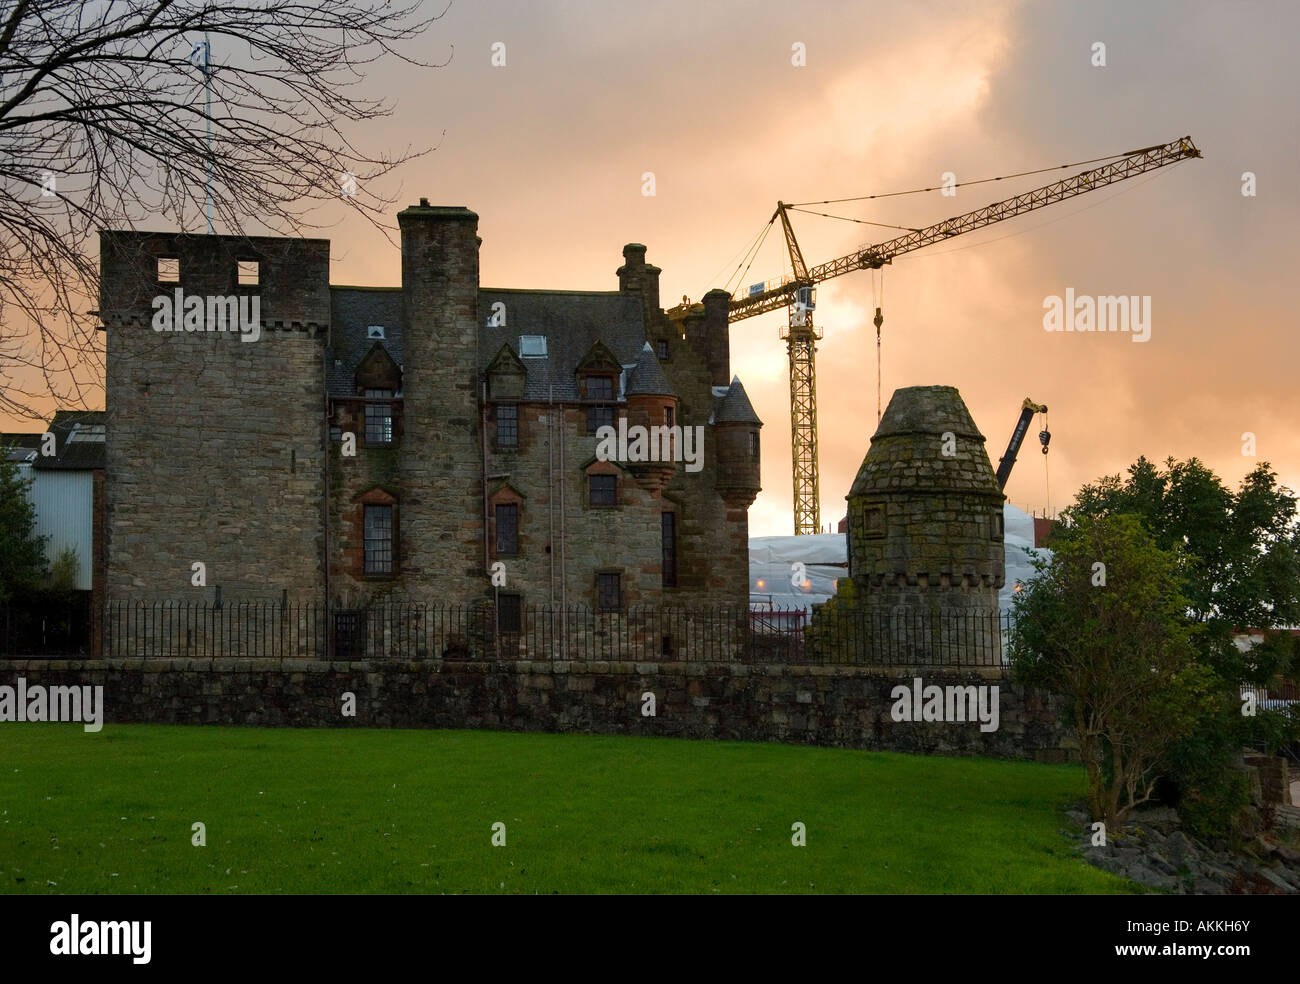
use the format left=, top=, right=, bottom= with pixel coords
left=9, top=0, right=1299, bottom=537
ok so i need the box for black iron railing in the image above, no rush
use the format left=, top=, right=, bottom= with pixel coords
left=63, top=600, right=1019, bottom=666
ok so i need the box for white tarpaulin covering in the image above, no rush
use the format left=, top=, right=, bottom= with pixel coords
left=748, top=505, right=1050, bottom=613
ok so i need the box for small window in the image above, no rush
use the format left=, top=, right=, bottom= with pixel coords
left=367, top=325, right=385, bottom=340
left=597, top=572, right=621, bottom=612
left=665, top=406, right=674, bottom=428
left=364, top=505, right=394, bottom=575
left=585, top=376, right=615, bottom=401
left=749, top=432, right=759, bottom=459
left=589, top=474, right=617, bottom=507
left=496, top=405, right=518, bottom=448
left=495, top=503, right=519, bottom=555
left=364, top=390, right=394, bottom=446
left=519, top=335, right=547, bottom=358
left=656, top=339, right=669, bottom=361
left=329, top=426, right=342, bottom=442
left=661, top=512, right=677, bottom=588
left=991, top=511, right=1004, bottom=541
left=237, top=260, right=259, bottom=286
left=157, top=257, right=180, bottom=283
left=861, top=503, right=886, bottom=539
left=587, top=405, right=614, bottom=434
left=497, top=593, right=522, bottom=633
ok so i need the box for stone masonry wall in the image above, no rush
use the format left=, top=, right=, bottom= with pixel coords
left=100, top=232, right=329, bottom=603
left=3, top=658, right=1073, bottom=762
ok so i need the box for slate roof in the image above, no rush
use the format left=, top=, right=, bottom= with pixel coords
left=478, top=289, right=646, bottom=401
left=328, top=287, right=405, bottom=397
left=712, top=376, right=762, bottom=425
left=1, top=432, right=41, bottom=463
left=626, top=342, right=674, bottom=397
left=324, top=284, right=761, bottom=425
left=32, top=410, right=106, bottom=470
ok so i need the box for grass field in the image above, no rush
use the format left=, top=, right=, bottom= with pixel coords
left=0, top=724, right=1135, bottom=894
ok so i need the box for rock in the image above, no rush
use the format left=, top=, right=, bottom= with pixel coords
left=1167, top=831, right=1198, bottom=863
left=1274, top=843, right=1300, bottom=864
left=1258, top=868, right=1296, bottom=894
left=1194, top=876, right=1227, bottom=895
left=1152, top=856, right=1181, bottom=877
left=1132, top=806, right=1180, bottom=830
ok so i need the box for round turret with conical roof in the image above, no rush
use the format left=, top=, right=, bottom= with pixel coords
left=846, top=385, right=1005, bottom=610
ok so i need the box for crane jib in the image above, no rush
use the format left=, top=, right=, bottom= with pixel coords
left=724, top=135, right=1201, bottom=324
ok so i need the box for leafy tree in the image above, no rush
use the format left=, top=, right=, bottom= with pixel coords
left=0, top=447, right=46, bottom=599
left=1067, top=456, right=1300, bottom=680
left=1009, top=513, right=1217, bottom=824
left=1051, top=457, right=1300, bottom=836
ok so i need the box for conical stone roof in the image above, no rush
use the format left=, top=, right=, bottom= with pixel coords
left=714, top=376, right=762, bottom=425
left=849, top=385, right=1000, bottom=498
left=626, top=342, right=674, bottom=397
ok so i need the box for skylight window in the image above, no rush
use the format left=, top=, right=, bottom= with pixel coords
left=519, top=335, right=547, bottom=358
left=367, top=325, right=385, bottom=340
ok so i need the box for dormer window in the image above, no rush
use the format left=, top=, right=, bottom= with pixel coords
left=584, top=376, right=614, bottom=401
left=367, top=325, right=385, bottom=340
left=364, top=389, right=394, bottom=446
left=519, top=335, right=547, bottom=358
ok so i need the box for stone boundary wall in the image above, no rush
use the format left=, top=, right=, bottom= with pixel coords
left=1, top=658, right=1075, bottom=762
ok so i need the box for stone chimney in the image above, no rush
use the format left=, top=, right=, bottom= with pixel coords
left=687, top=288, right=731, bottom=387
left=616, top=243, right=661, bottom=326
left=394, top=202, right=484, bottom=596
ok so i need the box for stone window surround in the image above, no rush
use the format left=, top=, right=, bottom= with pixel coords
left=860, top=502, right=886, bottom=539
left=595, top=569, right=623, bottom=612
left=586, top=404, right=614, bottom=435
left=580, top=373, right=616, bottom=402
left=489, top=486, right=525, bottom=558
left=353, top=488, right=398, bottom=581
left=363, top=390, right=396, bottom=447
left=156, top=255, right=180, bottom=284
left=495, top=502, right=519, bottom=556
left=494, top=403, right=519, bottom=450
left=584, top=460, right=621, bottom=510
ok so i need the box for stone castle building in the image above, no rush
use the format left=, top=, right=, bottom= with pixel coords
left=99, top=202, right=762, bottom=622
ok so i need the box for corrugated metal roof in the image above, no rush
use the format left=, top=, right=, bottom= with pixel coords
left=32, top=410, right=106, bottom=471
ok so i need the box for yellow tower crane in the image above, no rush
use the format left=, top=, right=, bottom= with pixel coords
left=669, top=136, right=1201, bottom=535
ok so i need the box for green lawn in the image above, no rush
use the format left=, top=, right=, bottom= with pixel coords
left=0, top=724, right=1134, bottom=894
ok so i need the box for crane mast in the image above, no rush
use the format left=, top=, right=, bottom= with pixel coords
left=670, top=135, right=1201, bottom=535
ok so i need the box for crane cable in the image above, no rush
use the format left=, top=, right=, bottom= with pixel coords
left=873, top=269, right=884, bottom=423
left=785, top=148, right=1142, bottom=208
left=1040, top=407, right=1051, bottom=516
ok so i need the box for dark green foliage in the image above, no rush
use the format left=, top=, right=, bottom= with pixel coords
left=1009, top=513, right=1216, bottom=823
left=1049, top=456, right=1300, bottom=836
left=0, top=448, right=46, bottom=602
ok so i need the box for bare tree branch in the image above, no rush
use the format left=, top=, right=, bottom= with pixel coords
left=0, top=0, right=450, bottom=420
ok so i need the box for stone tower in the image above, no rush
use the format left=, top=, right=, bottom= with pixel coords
left=846, top=385, right=1005, bottom=610
left=805, top=385, right=1005, bottom=664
